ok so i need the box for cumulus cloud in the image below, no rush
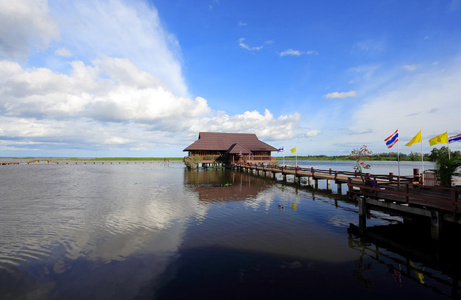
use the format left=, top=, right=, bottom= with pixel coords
left=323, top=91, right=357, bottom=99
left=0, top=0, right=59, bottom=61
left=190, top=110, right=302, bottom=141
left=0, top=57, right=301, bottom=143
left=0, top=59, right=210, bottom=127
left=0, top=0, right=303, bottom=156
left=52, top=0, right=187, bottom=97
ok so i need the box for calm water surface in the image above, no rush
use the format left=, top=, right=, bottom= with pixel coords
left=0, top=161, right=458, bottom=299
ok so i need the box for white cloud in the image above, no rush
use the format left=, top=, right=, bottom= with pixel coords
left=239, top=38, right=272, bottom=51
left=52, top=0, right=187, bottom=97
left=238, top=21, right=247, bottom=26
left=55, top=47, right=72, bottom=57
left=346, top=55, right=461, bottom=152
left=0, top=57, right=301, bottom=153
left=0, top=0, right=59, bottom=61
left=281, top=49, right=302, bottom=56
left=0, top=59, right=210, bottom=126
left=280, top=49, right=317, bottom=56
left=323, top=91, right=357, bottom=99
left=402, top=64, right=419, bottom=72
left=305, top=130, right=322, bottom=137
left=0, top=0, right=304, bottom=156
left=190, top=109, right=302, bottom=141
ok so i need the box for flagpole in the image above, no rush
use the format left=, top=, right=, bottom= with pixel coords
left=397, top=139, right=400, bottom=188
left=448, top=135, right=451, bottom=159
left=421, top=131, right=424, bottom=185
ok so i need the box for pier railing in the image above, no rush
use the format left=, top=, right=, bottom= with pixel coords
left=347, top=179, right=461, bottom=214
left=235, top=162, right=417, bottom=185
left=235, top=162, right=461, bottom=215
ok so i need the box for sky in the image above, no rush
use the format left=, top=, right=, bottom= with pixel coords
left=0, top=0, right=460, bottom=158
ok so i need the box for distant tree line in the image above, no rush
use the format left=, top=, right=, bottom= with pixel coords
left=280, top=147, right=461, bottom=162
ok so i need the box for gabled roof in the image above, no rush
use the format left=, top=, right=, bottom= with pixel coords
left=183, top=132, right=277, bottom=152
left=227, top=143, right=251, bottom=154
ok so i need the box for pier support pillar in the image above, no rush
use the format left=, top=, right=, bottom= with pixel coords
left=358, top=197, right=367, bottom=233
left=337, top=184, right=342, bottom=194
left=358, top=197, right=367, bottom=217
left=275, top=173, right=283, bottom=181
left=299, top=177, right=308, bottom=186
left=314, top=179, right=319, bottom=189
left=326, top=179, right=331, bottom=190
left=286, top=174, right=295, bottom=183
left=430, top=211, right=442, bottom=240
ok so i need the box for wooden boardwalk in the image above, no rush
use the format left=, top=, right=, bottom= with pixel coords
left=234, top=162, right=461, bottom=228
left=234, top=162, right=416, bottom=186
left=0, top=159, right=176, bottom=165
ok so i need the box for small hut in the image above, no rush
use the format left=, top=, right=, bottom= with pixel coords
left=183, top=132, right=277, bottom=165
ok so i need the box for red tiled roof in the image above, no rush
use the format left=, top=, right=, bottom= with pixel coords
left=183, top=132, right=277, bottom=153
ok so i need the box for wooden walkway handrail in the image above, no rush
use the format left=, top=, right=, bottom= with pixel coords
left=234, top=162, right=461, bottom=215
left=347, top=180, right=461, bottom=214
left=234, top=163, right=420, bottom=185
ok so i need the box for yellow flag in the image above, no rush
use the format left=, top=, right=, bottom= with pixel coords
left=405, top=131, right=422, bottom=147
left=428, top=132, right=448, bottom=146
left=291, top=147, right=296, bottom=153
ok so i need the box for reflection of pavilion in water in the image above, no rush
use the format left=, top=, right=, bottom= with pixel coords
left=348, top=222, right=461, bottom=298
left=184, top=169, right=273, bottom=202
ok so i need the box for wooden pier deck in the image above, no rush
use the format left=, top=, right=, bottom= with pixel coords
left=0, top=159, right=176, bottom=165
left=234, top=162, right=416, bottom=186
left=234, top=162, right=461, bottom=239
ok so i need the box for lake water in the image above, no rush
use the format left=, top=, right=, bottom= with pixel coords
left=0, top=161, right=459, bottom=299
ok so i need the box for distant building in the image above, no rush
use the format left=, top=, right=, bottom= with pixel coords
left=183, top=132, right=277, bottom=165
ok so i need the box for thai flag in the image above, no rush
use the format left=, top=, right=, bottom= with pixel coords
left=449, top=133, right=461, bottom=143
left=384, top=129, right=399, bottom=149
left=277, top=147, right=284, bottom=152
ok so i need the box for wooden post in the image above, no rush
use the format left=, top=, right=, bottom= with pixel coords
left=405, top=184, right=409, bottom=203
left=326, top=179, right=331, bottom=190
left=413, top=168, right=420, bottom=184
left=358, top=197, right=367, bottom=233
left=452, top=189, right=458, bottom=213
left=430, top=210, right=442, bottom=240
left=358, top=197, right=366, bottom=217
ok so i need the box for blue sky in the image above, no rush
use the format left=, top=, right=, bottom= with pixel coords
left=0, top=0, right=460, bottom=157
